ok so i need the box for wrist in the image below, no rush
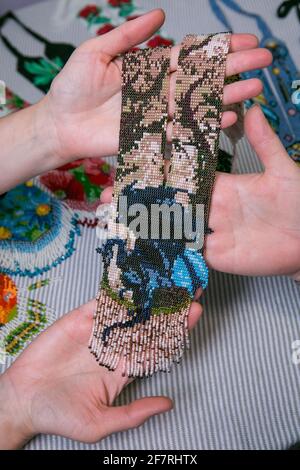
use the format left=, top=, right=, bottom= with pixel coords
left=0, top=97, right=66, bottom=193
left=0, top=372, right=35, bottom=449
left=32, top=95, right=66, bottom=170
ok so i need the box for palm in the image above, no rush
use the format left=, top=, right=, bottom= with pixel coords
left=5, top=301, right=126, bottom=442
left=48, top=50, right=122, bottom=160
left=207, top=169, right=300, bottom=276
left=205, top=105, right=300, bottom=277
left=4, top=298, right=201, bottom=444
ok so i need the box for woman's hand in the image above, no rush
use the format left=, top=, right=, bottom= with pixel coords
left=207, top=105, right=300, bottom=278
left=45, top=9, right=271, bottom=163
left=0, top=298, right=202, bottom=449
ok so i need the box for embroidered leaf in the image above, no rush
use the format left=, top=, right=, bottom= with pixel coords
left=119, top=4, right=135, bottom=16
left=52, top=56, right=64, bottom=69
left=24, top=58, right=62, bottom=87
left=34, top=76, right=54, bottom=86
left=24, top=60, right=48, bottom=75
left=89, top=15, right=111, bottom=25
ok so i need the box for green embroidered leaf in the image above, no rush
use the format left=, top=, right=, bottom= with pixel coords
left=72, top=167, right=102, bottom=202
left=52, top=56, right=64, bottom=69
left=33, top=75, right=53, bottom=86
left=119, top=4, right=135, bottom=17
left=40, top=58, right=61, bottom=73
left=89, top=15, right=111, bottom=25
left=25, top=227, right=44, bottom=242
left=24, top=60, right=48, bottom=75
left=24, top=58, right=62, bottom=87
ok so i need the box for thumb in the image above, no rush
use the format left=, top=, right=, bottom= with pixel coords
left=102, top=396, right=173, bottom=436
left=82, top=9, right=165, bottom=58
left=245, top=104, right=296, bottom=174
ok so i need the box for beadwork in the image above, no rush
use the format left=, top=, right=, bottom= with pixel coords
left=90, top=33, right=231, bottom=377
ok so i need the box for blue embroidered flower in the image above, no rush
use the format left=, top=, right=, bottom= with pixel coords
left=0, top=184, right=53, bottom=242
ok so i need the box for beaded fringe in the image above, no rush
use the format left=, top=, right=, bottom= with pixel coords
left=89, top=289, right=190, bottom=377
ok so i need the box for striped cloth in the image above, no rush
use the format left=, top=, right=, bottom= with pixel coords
left=0, top=0, right=299, bottom=450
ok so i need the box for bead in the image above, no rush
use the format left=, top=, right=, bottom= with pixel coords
left=90, top=33, right=230, bottom=378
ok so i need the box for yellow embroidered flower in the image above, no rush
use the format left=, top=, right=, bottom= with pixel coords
left=0, top=226, right=12, bottom=239
left=25, top=180, right=34, bottom=187
left=36, top=204, right=51, bottom=216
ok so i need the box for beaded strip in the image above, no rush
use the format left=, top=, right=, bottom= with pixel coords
left=90, top=34, right=230, bottom=377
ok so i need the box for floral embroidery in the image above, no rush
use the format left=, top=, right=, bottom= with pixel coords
left=0, top=276, right=58, bottom=357
left=0, top=184, right=54, bottom=242
left=146, top=35, right=174, bottom=47
left=0, top=183, right=80, bottom=277
left=0, top=274, right=18, bottom=325
left=78, top=4, right=100, bottom=18
left=24, top=57, right=64, bottom=88
left=0, top=87, right=29, bottom=118
left=97, top=23, right=115, bottom=35
left=78, top=3, right=111, bottom=28
left=77, top=1, right=174, bottom=47
left=108, top=0, right=135, bottom=17
left=40, top=158, right=115, bottom=215
left=108, top=0, right=131, bottom=6
left=4, top=298, right=48, bottom=355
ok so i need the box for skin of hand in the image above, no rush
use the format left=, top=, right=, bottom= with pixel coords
left=0, top=298, right=202, bottom=449
left=207, top=105, right=300, bottom=279
left=102, top=105, right=300, bottom=279
left=0, top=9, right=272, bottom=193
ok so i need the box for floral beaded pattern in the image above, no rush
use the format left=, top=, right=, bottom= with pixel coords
left=0, top=275, right=57, bottom=358
left=40, top=158, right=115, bottom=215
left=0, top=182, right=80, bottom=277
left=90, top=34, right=231, bottom=377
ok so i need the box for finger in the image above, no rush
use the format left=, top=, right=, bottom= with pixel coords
left=170, top=41, right=270, bottom=74
left=193, top=287, right=203, bottom=301
left=188, top=300, right=203, bottom=330
left=226, top=48, right=272, bottom=77
left=100, top=186, right=113, bottom=203
left=230, top=33, right=259, bottom=51
left=223, top=77, right=263, bottom=106
left=245, top=104, right=296, bottom=174
left=102, top=396, right=173, bottom=436
left=221, top=111, right=237, bottom=129
left=82, top=9, right=165, bottom=59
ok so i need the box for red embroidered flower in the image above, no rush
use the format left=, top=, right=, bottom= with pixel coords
left=147, top=36, right=174, bottom=48
left=79, top=5, right=99, bottom=18
left=97, top=24, right=115, bottom=35
left=57, top=160, right=84, bottom=172
left=40, top=171, right=85, bottom=201
left=108, top=0, right=131, bottom=7
left=83, top=158, right=115, bottom=186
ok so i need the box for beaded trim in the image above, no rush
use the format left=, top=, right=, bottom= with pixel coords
left=90, top=33, right=231, bottom=377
